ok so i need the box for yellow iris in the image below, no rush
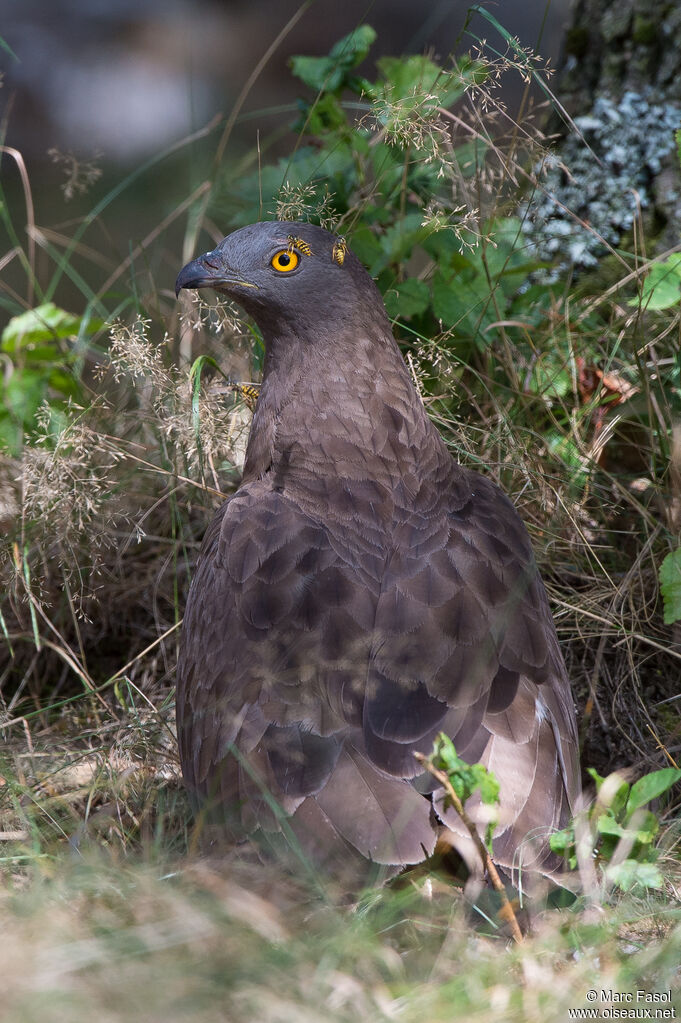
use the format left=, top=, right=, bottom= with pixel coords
left=271, top=249, right=300, bottom=272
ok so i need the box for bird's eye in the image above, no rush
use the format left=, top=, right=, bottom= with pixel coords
left=271, top=250, right=300, bottom=273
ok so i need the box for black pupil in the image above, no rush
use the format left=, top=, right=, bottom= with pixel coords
left=279, top=253, right=291, bottom=267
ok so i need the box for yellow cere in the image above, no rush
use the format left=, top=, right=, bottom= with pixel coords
left=271, top=249, right=300, bottom=272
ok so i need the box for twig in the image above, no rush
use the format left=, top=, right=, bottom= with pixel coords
left=414, top=751, right=523, bottom=944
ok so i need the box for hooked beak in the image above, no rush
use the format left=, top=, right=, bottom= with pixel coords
left=175, top=250, right=259, bottom=297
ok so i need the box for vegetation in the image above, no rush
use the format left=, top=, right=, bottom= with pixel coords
left=1, top=13, right=681, bottom=1020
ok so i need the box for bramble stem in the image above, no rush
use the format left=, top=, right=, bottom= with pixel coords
left=414, top=751, right=523, bottom=944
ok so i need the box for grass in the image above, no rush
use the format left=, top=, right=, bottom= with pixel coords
left=2, top=851, right=681, bottom=1020
left=2, top=8, right=681, bottom=1018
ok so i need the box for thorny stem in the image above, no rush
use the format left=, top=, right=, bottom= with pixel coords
left=413, top=750, right=524, bottom=944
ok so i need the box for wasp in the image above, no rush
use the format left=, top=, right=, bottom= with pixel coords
left=234, top=382, right=260, bottom=409
left=287, top=235, right=312, bottom=256
left=332, top=236, right=348, bottom=267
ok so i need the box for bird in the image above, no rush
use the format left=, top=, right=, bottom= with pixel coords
left=174, top=220, right=580, bottom=885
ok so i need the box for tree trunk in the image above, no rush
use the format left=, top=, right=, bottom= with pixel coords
left=559, top=0, right=681, bottom=112
left=528, top=0, right=681, bottom=264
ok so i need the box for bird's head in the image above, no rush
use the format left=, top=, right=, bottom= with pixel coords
left=175, top=220, right=387, bottom=338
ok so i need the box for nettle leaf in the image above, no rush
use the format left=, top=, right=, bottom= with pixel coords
left=347, top=226, right=386, bottom=275
left=368, top=142, right=410, bottom=201
left=549, top=826, right=577, bottom=868
left=384, top=278, right=429, bottom=320
left=545, top=431, right=588, bottom=484
left=289, top=25, right=376, bottom=94
left=629, top=810, right=660, bottom=845
left=1, top=302, right=101, bottom=353
left=609, top=778, right=632, bottom=821
left=659, top=548, right=681, bottom=625
left=627, top=768, right=681, bottom=814
left=371, top=215, right=432, bottom=276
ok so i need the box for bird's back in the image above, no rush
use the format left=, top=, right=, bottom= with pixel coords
left=177, top=351, right=578, bottom=879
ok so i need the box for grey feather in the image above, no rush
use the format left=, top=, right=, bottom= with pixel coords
left=175, top=221, right=580, bottom=881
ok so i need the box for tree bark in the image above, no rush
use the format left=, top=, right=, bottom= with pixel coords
left=559, top=0, right=681, bottom=111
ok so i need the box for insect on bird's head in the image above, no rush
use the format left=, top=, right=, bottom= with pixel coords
left=175, top=220, right=382, bottom=335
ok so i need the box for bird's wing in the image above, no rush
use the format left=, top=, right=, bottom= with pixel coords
left=364, top=468, right=579, bottom=871
left=176, top=478, right=435, bottom=866
left=178, top=466, right=577, bottom=872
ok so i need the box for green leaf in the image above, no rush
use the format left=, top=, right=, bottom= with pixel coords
left=328, top=25, right=376, bottom=64
left=1, top=302, right=100, bottom=352
left=379, top=213, right=431, bottom=265
left=629, top=810, right=660, bottom=844
left=549, top=827, right=573, bottom=856
left=609, top=778, right=632, bottom=821
left=529, top=358, right=572, bottom=401
left=376, top=55, right=442, bottom=97
left=384, top=278, right=430, bottom=320
left=544, top=431, right=589, bottom=487
left=431, top=263, right=495, bottom=346
left=376, top=55, right=465, bottom=110
left=432, top=733, right=459, bottom=774
left=430, top=262, right=465, bottom=316
left=586, top=766, right=606, bottom=790
left=347, top=227, right=387, bottom=276
left=3, top=370, right=48, bottom=423
left=596, top=809, right=659, bottom=854
left=474, top=763, right=500, bottom=807
left=289, top=25, right=376, bottom=94
left=48, top=370, right=82, bottom=398
left=628, top=255, right=681, bottom=311
left=604, top=859, right=663, bottom=891
left=659, top=548, right=681, bottom=625
left=430, top=733, right=500, bottom=813
left=0, top=412, right=22, bottom=456
left=295, top=94, right=347, bottom=135
left=596, top=815, right=625, bottom=839
left=626, top=768, right=681, bottom=814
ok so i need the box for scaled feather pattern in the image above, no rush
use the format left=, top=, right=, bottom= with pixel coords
left=175, top=221, right=579, bottom=882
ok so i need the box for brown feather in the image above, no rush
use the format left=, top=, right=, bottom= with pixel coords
left=175, top=221, right=580, bottom=884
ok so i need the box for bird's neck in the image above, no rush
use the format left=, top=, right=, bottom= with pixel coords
left=241, top=326, right=440, bottom=489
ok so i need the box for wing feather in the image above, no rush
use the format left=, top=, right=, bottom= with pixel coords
left=177, top=413, right=578, bottom=878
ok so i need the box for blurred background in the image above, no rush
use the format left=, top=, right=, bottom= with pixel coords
left=0, top=0, right=573, bottom=312
left=3, top=0, right=571, bottom=160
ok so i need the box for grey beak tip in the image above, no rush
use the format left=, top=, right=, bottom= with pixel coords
left=175, top=256, right=204, bottom=298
